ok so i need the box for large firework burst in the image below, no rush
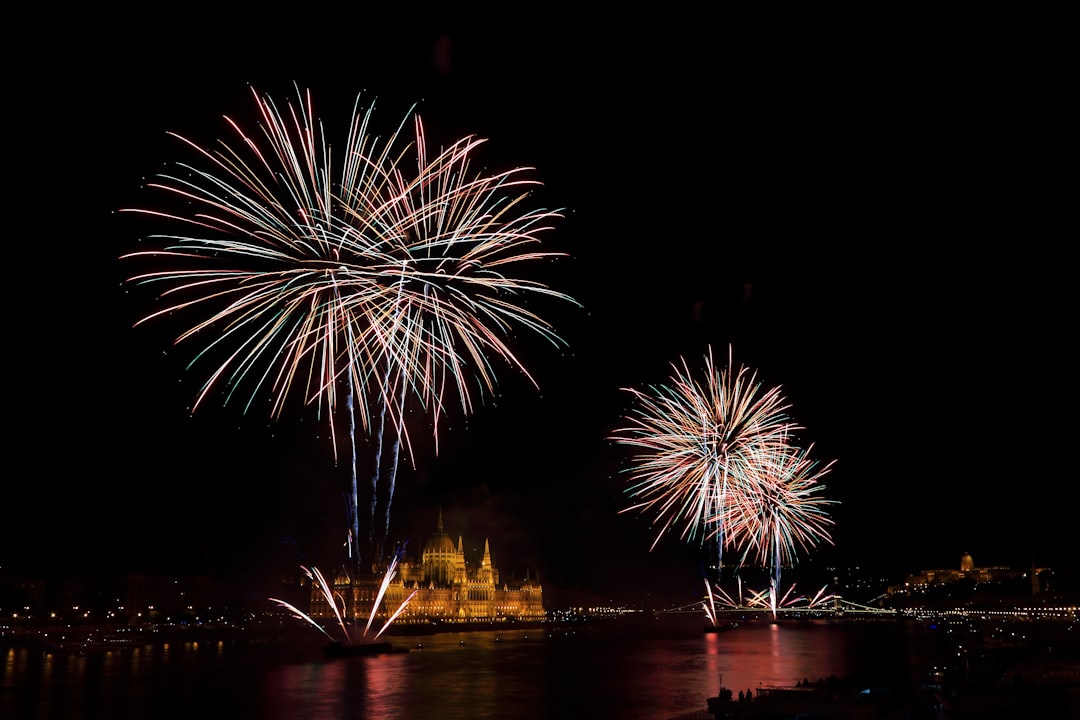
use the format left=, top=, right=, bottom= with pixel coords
left=122, top=84, right=577, bottom=569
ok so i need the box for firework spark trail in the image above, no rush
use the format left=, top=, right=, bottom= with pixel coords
left=363, top=546, right=406, bottom=639
left=776, top=581, right=797, bottom=607
left=308, top=565, right=351, bottom=641
left=368, top=545, right=419, bottom=641
left=743, top=586, right=773, bottom=608
left=374, top=587, right=420, bottom=641
left=270, top=565, right=351, bottom=643
left=804, top=584, right=834, bottom=608
left=703, top=578, right=718, bottom=626
left=268, top=598, right=336, bottom=641
left=122, top=85, right=578, bottom=569
left=716, top=583, right=742, bottom=608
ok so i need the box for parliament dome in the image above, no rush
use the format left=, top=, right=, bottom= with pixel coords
left=425, top=532, right=456, bottom=554
left=424, top=509, right=457, bottom=554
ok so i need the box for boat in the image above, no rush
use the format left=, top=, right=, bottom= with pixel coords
left=324, top=640, right=404, bottom=657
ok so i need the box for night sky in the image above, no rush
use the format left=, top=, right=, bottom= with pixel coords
left=8, top=14, right=1073, bottom=608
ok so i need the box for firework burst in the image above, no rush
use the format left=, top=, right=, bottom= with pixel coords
left=612, top=345, right=836, bottom=587
left=122, top=84, right=577, bottom=568
left=702, top=575, right=836, bottom=623
left=611, top=345, right=799, bottom=552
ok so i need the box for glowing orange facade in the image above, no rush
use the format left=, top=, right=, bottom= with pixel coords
left=310, top=510, right=545, bottom=624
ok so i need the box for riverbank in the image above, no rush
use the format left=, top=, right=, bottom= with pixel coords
left=673, top=673, right=1079, bottom=719
left=670, top=616, right=1080, bottom=719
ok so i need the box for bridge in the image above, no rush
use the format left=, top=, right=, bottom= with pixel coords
left=661, top=594, right=898, bottom=618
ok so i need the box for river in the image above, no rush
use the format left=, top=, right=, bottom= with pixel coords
left=0, top=614, right=1034, bottom=719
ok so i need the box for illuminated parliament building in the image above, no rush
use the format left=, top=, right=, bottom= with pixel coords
left=310, top=510, right=545, bottom=625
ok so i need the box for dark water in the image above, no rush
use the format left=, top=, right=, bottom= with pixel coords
left=2, top=616, right=947, bottom=720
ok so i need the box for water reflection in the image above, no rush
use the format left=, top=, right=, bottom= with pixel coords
left=1, top=619, right=944, bottom=720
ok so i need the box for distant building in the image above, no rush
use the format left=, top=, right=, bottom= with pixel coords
left=310, top=510, right=545, bottom=624
left=886, top=552, right=1038, bottom=597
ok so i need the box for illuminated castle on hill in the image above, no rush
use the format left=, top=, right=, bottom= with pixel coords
left=885, top=552, right=1047, bottom=597
left=310, top=509, right=545, bottom=624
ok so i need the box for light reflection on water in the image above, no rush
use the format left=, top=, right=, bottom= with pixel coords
left=1, top=617, right=942, bottom=720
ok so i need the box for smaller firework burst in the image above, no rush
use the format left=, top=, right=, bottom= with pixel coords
left=270, top=546, right=417, bottom=645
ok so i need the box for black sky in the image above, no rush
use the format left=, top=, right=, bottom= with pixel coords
left=7, top=13, right=1074, bottom=607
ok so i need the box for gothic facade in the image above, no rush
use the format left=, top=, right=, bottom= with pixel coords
left=310, top=510, right=545, bottom=625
